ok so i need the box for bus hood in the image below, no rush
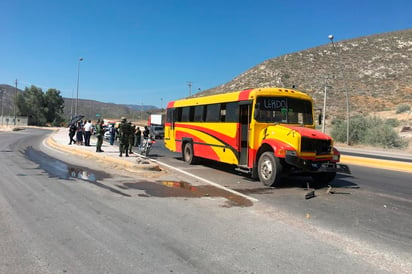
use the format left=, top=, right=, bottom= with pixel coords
left=280, top=125, right=333, bottom=140
left=262, top=124, right=334, bottom=156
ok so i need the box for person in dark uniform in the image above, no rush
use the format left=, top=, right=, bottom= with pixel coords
left=76, top=121, right=84, bottom=145
left=128, top=122, right=135, bottom=154
left=118, top=117, right=131, bottom=157
left=68, top=123, right=77, bottom=145
left=135, top=127, right=142, bottom=147
left=95, top=119, right=104, bottom=152
left=143, top=126, right=150, bottom=139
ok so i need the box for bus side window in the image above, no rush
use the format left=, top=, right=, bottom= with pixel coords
left=194, top=105, right=204, bottom=122
left=189, top=106, right=195, bottom=122
left=175, top=108, right=182, bottom=122
left=220, top=103, right=227, bottom=122
left=225, top=102, right=239, bottom=122
left=205, top=104, right=220, bottom=122
left=181, top=107, right=190, bottom=122
left=167, top=108, right=174, bottom=123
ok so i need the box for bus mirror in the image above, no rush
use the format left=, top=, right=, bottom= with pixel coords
left=318, top=113, right=322, bottom=125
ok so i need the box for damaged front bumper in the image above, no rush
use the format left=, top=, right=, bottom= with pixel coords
left=285, top=154, right=351, bottom=174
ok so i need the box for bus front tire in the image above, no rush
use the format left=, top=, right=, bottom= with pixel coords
left=183, top=142, right=196, bottom=165
left=257, top=152, right=282, bottom=187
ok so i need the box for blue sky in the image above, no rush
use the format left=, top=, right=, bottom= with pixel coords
left=1, top=0, right=411, bottom=108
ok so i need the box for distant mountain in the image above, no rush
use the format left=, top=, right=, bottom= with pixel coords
left=0, top=84, right=160, bottom=122
left=124, top=104, right=158, bottom=112
left=62, top=98, right=160, bottom=121
left=0, top=84, right=23, bottom=116
left=196, top=29, right=412, bottom=117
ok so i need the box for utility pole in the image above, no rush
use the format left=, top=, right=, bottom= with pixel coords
left=14, top=79, right=17, bottom=125
left=70, top=90, right=74, bottom=119
left=0, top=87, right=4, bottom=126
left=328, top=35, right=350, bottom=145
left=75, top=57, right=84, bottom=117
left=322, top=77, right=329, bottom=133
left=186, top=81, right=192, bottom=96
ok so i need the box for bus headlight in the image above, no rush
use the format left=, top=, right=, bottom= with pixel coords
left=286, top=150, right=297, bottom=156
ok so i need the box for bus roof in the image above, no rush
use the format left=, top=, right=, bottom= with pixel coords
left=167, top=87, right=312, bottom=108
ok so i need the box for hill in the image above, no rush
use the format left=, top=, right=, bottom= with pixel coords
left=197, top=29, right=412, bottom=117
left=0, top=84, right=159, bottom=122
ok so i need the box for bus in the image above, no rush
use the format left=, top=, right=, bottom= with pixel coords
left=164, top=87, right=350, bottom=186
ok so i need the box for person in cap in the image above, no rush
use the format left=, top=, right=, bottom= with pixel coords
left=95, top=119, right=104, bottom=152
left=118, top=117, right=131, bottom=157
left=128, top=122, right=135, bottom=154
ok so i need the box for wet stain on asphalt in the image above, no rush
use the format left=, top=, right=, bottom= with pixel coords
left=24, top=147, right=256, bottom=203
left=24, top=147, right=130, bottom=197
left=122, top=180, right=253, bottom=207
left=25, top=147, right=110, bottom=181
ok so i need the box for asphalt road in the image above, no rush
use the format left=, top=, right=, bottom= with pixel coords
left=0, top=128, right=411, bottom=273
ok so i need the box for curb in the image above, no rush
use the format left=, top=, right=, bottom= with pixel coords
left=46, top=135, right=161, bottom=173
left=341, top=155, right=412, bottom=173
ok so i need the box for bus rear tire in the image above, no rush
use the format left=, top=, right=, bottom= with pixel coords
left=258, top=152, right=282, bottom=187
left=183, top=142, right=196, bottom=165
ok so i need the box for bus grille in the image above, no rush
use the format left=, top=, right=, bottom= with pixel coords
left=301, top=137, right=332, bottom=155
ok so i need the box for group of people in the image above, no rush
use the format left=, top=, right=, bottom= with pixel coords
left=117, top=117, right=150, bottom=157
left=68, top=119, right=94, bottom=147
left=68, top=117, right=150, bottom=156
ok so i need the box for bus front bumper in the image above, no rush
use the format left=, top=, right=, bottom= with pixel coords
left=285, top=155, right=351, bottom=174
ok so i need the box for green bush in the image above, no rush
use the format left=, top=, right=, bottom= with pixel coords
left=396, top=103, right=411, bottom=114
left=331, top=115, right=408, bottom=149
left=385, top=118, right=400, bottom=127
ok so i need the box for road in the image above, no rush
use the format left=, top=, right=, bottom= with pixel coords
left=0, top=128, right=411, bottom=273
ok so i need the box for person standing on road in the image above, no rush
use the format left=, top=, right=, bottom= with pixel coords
left=128, top=122, right=135, bottom=154
left=109, top=123, right=116, bottom=145
left=68, top=123, right=77, bottom=145
left=76, top=121, right=84, bottom=145
left=135, top=127, right=141, bottom=147
left=118, top=117, right=131, bottom=157
left=95, top=119, right=104, bottom=152
left=83, top=120, right=93, bottom=146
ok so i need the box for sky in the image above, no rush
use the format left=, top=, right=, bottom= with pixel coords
left=1, top=0, right=411, bottom=108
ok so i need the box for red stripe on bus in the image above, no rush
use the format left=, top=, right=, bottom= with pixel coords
left=167, top=101, right=175, bottom=108
left=175, top=131, right=220, bottom=160
left=176, top=123, right=238, bottom=148
left=238, top=89, right=253, bottom=101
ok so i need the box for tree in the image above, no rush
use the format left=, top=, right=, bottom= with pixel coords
left=16, top=85, right=65, bottom=126
left=331, top=115, right=407, bottom=149
left=44, top=88, right=65, bottom=126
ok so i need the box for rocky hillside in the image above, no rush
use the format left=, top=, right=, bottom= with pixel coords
left=199, top=29, right=412, bottom=117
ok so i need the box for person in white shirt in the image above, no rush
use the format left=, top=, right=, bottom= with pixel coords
left=83, top=120, right=93, bottom=146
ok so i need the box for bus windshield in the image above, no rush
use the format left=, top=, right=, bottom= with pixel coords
left=254, top=97, right=313, bottom=125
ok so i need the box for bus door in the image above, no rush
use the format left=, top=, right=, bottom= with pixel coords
left=239, top=102, right=251, bottom=166
left=165, top=108, right=175, bottom=141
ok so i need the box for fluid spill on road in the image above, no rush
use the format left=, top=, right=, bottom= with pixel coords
left=122, top=180, right=253, bottom=207
left=25, top=147, right=130, bottom=197
left=25, top=147, right=110, bottom=182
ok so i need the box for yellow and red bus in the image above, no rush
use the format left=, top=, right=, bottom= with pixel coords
left=164, top=87, right=349, bottom=186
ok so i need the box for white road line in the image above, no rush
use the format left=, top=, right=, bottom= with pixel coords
left=151, top=159, right=259, bottom=202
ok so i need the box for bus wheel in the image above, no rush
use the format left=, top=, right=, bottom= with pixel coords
left=258, top=152, right=282, bottom=187
left=183, top=142, right=196, bottom=164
